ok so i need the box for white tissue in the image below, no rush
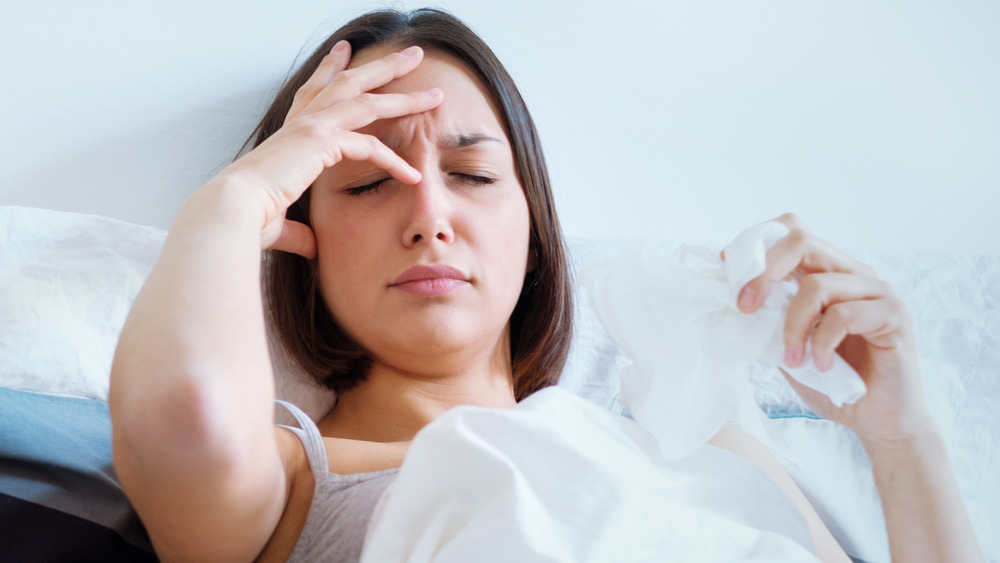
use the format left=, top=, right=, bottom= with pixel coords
left=722, top=222, right=867, bottom=408
left=723, top=221, right=789, bottom=302
left=582, top=222, right=866, bottom=460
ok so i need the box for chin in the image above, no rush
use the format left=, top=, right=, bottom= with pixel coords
left=376, top=317, right=509, bottom=366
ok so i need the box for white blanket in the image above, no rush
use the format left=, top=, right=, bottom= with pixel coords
left=360, top=230, right=840, bottom=562
left=361, top=387, right=819, bottom=562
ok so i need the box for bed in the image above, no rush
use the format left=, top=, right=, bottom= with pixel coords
left=0, top=204, right=996, bottom=561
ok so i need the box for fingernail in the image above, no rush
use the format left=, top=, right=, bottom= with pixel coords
left=401, top=46, right=420, bottom=56
left=784, top=346, right=801, bottom=367
left=816, top=354, right=833, bottom=372
left=332, top=40, right=349, bottom=53
left=423, top=88, right=442, bottom=97
left=739, top=288, right=758, bottom=311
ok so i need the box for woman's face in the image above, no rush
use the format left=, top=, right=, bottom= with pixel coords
left=309, top=48, right=531, bottom=377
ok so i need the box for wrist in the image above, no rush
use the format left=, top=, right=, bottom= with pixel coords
left=856, top=413, right=945, bottom=466
left=178, top=174, right=271, bottom=233
left=857, top=413, right=984, bottom=562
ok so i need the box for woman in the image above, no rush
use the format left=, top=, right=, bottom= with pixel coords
left=109, top=8, right=982, bottom=562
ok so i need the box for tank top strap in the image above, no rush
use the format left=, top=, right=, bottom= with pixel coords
left=276, top=400, right=329, bottom=478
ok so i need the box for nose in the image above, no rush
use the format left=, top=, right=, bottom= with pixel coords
left=401, top=171, right=455, bottom=247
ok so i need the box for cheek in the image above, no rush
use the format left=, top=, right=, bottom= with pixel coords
left=311, top=190, right=389, bottom=261
left=311, top=211, right=382, bottom=306
left=486, top=192, right=533, bottom=286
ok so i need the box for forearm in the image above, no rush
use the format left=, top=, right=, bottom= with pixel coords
left=110, top=178, right=276, bottom=460
left=863, top=421, right=983, bottom=562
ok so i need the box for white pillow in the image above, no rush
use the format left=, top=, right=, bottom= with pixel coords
left=0, top=206, right=335, bottom=419
left=0, top=207, right=164, bottom=400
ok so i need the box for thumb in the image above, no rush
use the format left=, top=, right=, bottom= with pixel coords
left=265, top=219, right=317, bottom=259
left=779, top=368, right=839, bottom=420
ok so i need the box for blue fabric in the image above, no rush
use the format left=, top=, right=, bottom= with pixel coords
left=0, top=386, right=114, bottom=470
left=0, top=386, right=154, bottom=555
left=761, top=405, right=822, bottom=420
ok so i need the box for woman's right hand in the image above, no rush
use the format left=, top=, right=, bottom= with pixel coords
left=205, top=41, right=443, bottom=258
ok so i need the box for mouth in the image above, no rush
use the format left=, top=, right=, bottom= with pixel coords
left=389, top=265, right=470, bottom=297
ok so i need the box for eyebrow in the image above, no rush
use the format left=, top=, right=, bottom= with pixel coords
left=441, top=133, right=506, bottom=149
left=378, top=132, right=506, bottom=152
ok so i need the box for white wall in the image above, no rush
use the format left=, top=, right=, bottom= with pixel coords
left=1, top=0, right=997, bottom=253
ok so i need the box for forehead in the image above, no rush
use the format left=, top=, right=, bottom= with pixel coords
left=348, top=45, right=484, bottom=93
left=348, top=46, right=507, bottom=145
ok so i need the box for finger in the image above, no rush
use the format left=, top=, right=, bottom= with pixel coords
left=278, top=88, right=441, bottom=182
left=329, top=88, right=444, bottom=132
left=810, top=298, right=907, bottom=371
left=738, top=230, right=807, bottom=313
left=783, top=273, right=893, bottom=367
left=286, top=40, right=352, bottom=124
left=739, top=215, right=874, bottom=313
left=299, top=89, right=442, bottom=181
left=772, top=213, right=874, bottom=277
left=302, top=46, right=426, bottom=117
left=247, top=87, right=440, bottom=197
left=779, top=368, right=838, bottom=419
left=335, top=131, right=426, bottom=185
left=267, top=219, right=317, bottom=259
left=310, top=40, right=353, bottom=90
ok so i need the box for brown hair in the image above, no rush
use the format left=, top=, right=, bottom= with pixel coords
left=255, top=8, right=572, bottom=401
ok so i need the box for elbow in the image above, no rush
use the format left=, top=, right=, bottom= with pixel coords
left=109, top=361, right=248, bottom=472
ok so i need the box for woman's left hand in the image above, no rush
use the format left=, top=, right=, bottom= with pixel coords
left=737, top=213, right=933, bottom=448
left=739, top=214, right=986, bottom=563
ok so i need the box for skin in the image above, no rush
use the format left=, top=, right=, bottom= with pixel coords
left=310, top=47, right=529, bottom=443
left=108, top=38, right=983, bottom=563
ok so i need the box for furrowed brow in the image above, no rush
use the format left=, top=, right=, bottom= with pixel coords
left=375, top=133, right=504, bottom=152
left=442, top=133, right=505, bottom=149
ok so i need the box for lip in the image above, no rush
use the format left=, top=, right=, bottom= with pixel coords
left=389, top=265, right=470, bottom=297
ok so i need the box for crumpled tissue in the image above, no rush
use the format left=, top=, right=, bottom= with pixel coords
left=582, top=221, right=866, bottom=460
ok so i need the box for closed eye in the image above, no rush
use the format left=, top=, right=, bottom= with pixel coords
left=452, top=173, right=496, bottom=186
left=345, top=178, right=388, bottom=196
left=347, top=174, right=495, bottom=195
